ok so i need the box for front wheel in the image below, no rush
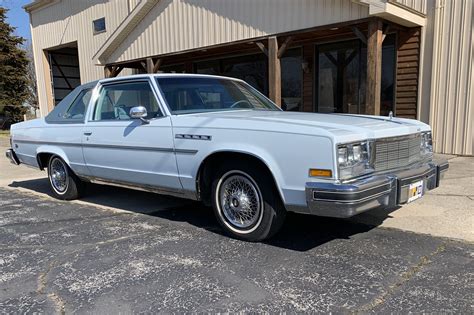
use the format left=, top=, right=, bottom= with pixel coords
left=47, top=156, right=84, bottom=200
left=211, top=162, right=286, bottom=241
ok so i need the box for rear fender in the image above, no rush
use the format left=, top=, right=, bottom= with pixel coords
left=36, top=145, right=70, bottom=170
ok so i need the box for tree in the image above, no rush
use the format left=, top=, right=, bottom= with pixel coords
left=0, top=6, right=29, bottom=122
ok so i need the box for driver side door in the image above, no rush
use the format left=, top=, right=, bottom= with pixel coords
left=82, top=79, right=182, bottom=192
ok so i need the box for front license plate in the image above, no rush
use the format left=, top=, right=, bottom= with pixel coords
left=408, top=180, right=424, bottom=203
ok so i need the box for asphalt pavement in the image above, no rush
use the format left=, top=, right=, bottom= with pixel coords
left=0, top=186, right=472, bottom=313
left=0, top=136, right=473, bottom=313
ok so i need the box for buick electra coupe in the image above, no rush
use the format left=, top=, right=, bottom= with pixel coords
left=6, top=74, right=448, bottom=241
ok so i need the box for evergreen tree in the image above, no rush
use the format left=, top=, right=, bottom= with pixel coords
left=0, top=6, right=29, bottom=121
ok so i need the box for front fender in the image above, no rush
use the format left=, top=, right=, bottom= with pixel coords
left=197, top=145, right=287, bottom=203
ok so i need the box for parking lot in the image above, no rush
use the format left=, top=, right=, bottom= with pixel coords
left=0, top=138, right=473, bottom=313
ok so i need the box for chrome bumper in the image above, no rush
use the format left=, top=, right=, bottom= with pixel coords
left=5, top=148, right=20, bottom=165
left=305, top=161, right=449, bottom=218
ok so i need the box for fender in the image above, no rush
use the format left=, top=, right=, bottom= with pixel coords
left=195, top=145, right=287, bottom=204
left=36, top=145, right=71, bottom=170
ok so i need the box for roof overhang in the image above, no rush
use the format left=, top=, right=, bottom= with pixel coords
left=23, top=0, right=60, bottom=13
left=93, top=0, right=160, bottom=65
left=354, top=0, right=426, bottom=27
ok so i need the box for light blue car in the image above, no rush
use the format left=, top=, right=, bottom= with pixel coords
left=6, top=74, right=448, bottom=241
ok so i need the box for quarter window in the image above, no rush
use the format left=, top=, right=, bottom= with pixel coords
left=93, top=81, right=161, bottom=121
left=63, top=89, right=92, bottom=121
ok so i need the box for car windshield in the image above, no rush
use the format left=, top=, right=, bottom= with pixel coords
left=156, top=77, right=280, bottom=114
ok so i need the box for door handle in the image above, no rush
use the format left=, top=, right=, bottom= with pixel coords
left=84, top=131, right=92, bottom=136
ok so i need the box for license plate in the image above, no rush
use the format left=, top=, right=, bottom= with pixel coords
left=408, top=180, right=424, bottom=203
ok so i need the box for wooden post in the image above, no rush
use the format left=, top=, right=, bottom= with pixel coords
left=146, top=58, right=154, bottom=73
left=366, top=19, right=383, bottom=116
left=268, top=36, right=281, bottom=107
left=104, top=65, right=112, bottom=78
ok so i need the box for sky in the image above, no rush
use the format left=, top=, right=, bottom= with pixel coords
left=1, top=0, right=32, bottom=41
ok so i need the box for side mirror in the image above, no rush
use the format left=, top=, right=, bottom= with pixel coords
left=129, top=106, right=149, bottom=124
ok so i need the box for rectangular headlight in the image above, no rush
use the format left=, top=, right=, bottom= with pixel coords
left=337, top=141, right=374, bottom=180
left=421, top=131, right=433, bottom=157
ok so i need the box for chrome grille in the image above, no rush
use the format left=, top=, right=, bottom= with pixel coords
left=374, top=134, right=422, bottom=171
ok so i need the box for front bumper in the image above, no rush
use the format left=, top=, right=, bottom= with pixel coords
left=305, top=161, right=449, bottom=218
left=5, top=148, right=20, bottom=165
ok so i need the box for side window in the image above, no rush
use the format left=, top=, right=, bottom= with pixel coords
left=63, top=89, right=92, bottom=121
left=93, top=81, right=160, bottom=121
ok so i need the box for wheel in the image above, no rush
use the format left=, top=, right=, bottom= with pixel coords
left=211, top=161, right=286, bottom=241
left=47, top=156, right=84, bottom=200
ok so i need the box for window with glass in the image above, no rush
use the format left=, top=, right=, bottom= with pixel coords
left=194, top=53, right=268, bottom=95
left=156, top=77, right=279, bottom=115
left=281, top=48, right=303, bottom=111
left=93, top=17, right=106, bottom=34
left=93, top=81, right=160, bottom=121
left=158, top=63, right=186, bottom=74
left=316, top=35, right=395, bottom=115
left=63, top=89, right=92, bottom=120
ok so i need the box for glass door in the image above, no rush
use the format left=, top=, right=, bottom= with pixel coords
left=316, top=40, right=365, bottom=114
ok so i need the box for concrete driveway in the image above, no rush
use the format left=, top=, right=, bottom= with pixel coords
left=0, top=138, right=473, bottom=313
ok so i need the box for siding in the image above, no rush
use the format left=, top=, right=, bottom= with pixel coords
left=30, top=0, right=139, bottom=116
left=106, top=0, right=370, bottom=64
left=395, top=28, right=421, bottom=119
left=429, top=0, right=473, bottom=155
left=390, top=0, right=428, bottom=15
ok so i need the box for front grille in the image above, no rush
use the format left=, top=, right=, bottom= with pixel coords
left=374, top=134, right=422, bottom=171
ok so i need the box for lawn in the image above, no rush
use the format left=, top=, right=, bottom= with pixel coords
left=0, top=130, right=10, bottom=137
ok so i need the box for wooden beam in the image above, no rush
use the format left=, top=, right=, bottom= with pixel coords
left=255, top=42, right=268, bottom=56
left=104, top=65, right=112, bottom=78
left=277, top=36, right=293, bottom=58
left=153, top=58, right=162, bottom=73
left=268, top=36, right=281, bottom=107
left=104, top=65, right=123, bottom=78
left=382, top=24, right=390, bottom=43
left=351, top=26, right=367, bottom=44
left=146, top=58, right=154, bottom=73
left=366, top=19, right=383, bottom=116
left=140, top=61, right=147, bottom=72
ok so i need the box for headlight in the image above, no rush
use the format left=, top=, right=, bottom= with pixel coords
left=421, top=131, right=433, bottom=157
left=337, top=141, right=374, bottom=180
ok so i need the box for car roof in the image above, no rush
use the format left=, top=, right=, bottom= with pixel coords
left=98, top=73, right=245, bottom=85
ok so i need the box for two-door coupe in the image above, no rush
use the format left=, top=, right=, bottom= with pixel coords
left=6, top=74, right=448, bottom=241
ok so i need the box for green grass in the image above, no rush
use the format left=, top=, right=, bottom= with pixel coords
left=0, top=130, right=10, bottom=137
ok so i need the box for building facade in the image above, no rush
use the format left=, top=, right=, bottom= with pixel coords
left=25, top=0, right=473, bottom=155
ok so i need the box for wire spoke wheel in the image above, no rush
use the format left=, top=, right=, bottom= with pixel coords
left=217, top=171, right=263, bottom=232
left=49, top=158, right=68, bottom=193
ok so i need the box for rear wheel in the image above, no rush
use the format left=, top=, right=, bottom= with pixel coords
left=211, top=162, right=286, bottom=241
left=47, top=156, right=84, bottom=200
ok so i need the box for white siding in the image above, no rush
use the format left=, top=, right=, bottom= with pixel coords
left=428, top=0, right=473, bottom=155
left=30, top=0, right=139, bottom=116
left=390, top=0, right=428, bottom=14
left=106, top=0, right=369, bottom=63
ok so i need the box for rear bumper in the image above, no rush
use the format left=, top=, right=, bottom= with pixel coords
left=305, top=161, right=449, bottom=218
left=5, top=148, right=20, bottom=165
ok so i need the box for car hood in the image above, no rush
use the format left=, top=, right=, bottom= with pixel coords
left=173, top=110, right=429, bottom=142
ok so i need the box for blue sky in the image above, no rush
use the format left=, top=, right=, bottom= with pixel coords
left=1, top=0, right=32, bottom=41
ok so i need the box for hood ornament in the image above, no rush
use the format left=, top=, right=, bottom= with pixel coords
left=388, top=111, right=394, bottom=120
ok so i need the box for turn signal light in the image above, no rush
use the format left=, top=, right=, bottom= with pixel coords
left=309, top=169, right=332, bottom=178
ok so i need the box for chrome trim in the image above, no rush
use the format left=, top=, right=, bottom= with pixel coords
left=175, top=134, right=212, bottom=141
left=303, top=160, right=448, bottom=218
left=5, top=149, right=20, bottom=165
left=14, top=139, right=197, bottom=154
left=80, top=175, right=198, bottom=201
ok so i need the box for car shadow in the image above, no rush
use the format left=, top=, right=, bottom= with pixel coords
left=8, top=178, right=399, bottom=252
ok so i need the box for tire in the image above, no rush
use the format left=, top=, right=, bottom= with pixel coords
left=211, top=161, right=286, bottom=241
left=47, top=156, right=84, bottom=200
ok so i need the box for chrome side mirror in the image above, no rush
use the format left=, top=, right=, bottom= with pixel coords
left=129, top=106, right=149, bottom=124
